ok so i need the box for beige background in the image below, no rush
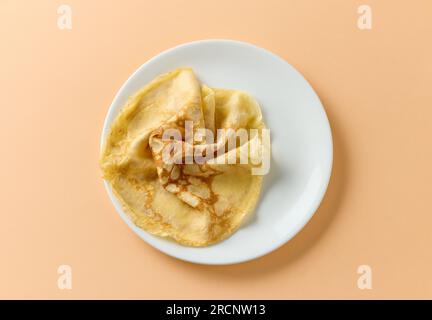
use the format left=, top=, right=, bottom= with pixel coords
left=1, top=0, right=431, bottom=299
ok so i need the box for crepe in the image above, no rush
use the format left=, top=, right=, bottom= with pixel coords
left=100, top=68, right=268, bottom=246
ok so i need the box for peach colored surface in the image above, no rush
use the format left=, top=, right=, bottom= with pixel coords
left=1, top=0, right=431, bottom=299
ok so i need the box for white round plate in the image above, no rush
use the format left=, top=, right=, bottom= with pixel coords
left=101, top=39, right=333, bottom=265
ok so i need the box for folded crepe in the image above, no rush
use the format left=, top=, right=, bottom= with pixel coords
left=100, top=68, right=267, bottom=246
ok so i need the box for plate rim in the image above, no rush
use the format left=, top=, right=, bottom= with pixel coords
left=100, top=39, right=333, bottom=265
